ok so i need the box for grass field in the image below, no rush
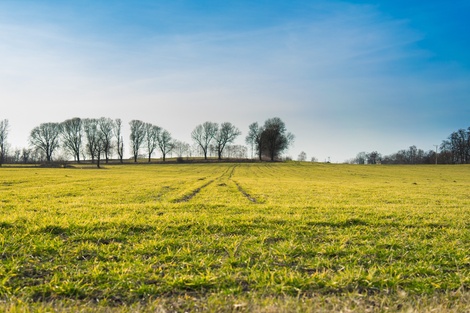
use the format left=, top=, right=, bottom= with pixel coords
left=1, top=162, right=470, bottom=312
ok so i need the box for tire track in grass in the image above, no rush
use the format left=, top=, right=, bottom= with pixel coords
left=173, top=165, right=260, bottom=204
left=172, top=178, right=215, bottom=203
left=172, top=166, right=234, bottom=203
left=233, top=180, right=257, bottom=203
left=228, top=165, right=259, bottom=203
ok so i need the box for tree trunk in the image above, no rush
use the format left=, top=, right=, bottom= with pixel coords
left=119, top=144, right=123, bottom=163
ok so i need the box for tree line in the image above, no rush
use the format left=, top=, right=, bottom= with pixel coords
left=0, top=117, right=294, bottom=167
left=349, top=126, right=470, bottom=164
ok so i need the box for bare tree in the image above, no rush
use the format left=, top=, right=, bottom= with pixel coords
left=95, top=131, right=107, bottom=168
left=113, top=118, right=124, bottom=163
left=245, top=122, right=264, bottom=160
left=381, top=146, right=432, bottom=164
left=144, top=123, right=160, bottom=162
left=297, top=151, right=307, bottom=161
left=173, top=140, right=190, bottom=158
left=191, top=122, right=218, bottom=160
left=225, top=144, right=247, bottom=159
left=190, top=143, right=200, bottom=158
left=129, top=120, right=146, bottom=162
left=261, top=117, right=294, bottom=161
left=12, top=148, right=21, bottom=163
left=214, top=122, right=241, bottom=160
left=29, top=147, right=45, bottom=163
left=61, top=117, right=83, bottom=162
left=98, top=117, right=114, bottom=163
left=83, top=118, right=100, bottom=163
left=0, top=119, right=9, bottom=166
left=157, top=129, right=173, bottom=162
left=29, top=122, right=62, bottom=162
left=21, top=148, right=31, bottom=164
left=81, top=118, right=109, bottom=168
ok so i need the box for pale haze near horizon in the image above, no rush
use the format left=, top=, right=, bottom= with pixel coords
left=1, top=1, right=469, bottom=162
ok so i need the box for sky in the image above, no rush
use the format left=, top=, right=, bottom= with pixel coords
left=1, top=0, right=469, bottom=162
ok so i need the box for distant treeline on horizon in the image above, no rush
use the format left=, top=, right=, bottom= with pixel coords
left=0, top=118, right=469, bottom=166
left=346, top=127, right=470, bottom=165
left=0, top=117, right=294, bottom=167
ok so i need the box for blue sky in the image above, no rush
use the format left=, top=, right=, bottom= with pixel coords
left=1, top=0, right=469, bottom=162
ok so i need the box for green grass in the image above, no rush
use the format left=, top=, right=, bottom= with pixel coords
left=1, top=163, right=469, bottom=312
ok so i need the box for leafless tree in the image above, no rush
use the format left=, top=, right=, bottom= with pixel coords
left=83, top=118, right=100, bottom=163
left=129, top=120, right=146, bottom=162
left=157, top=129, right=173, bottom=162
left=29, top=122, right=62, bottom=162
left=6, top=148, right=17, bottom=164
left=82, top=118, right=109, bottom=168
left=190, top=143, right=200, bottom=158
left=214, top=122, right=241, bottom=160
left=245, top=122, right=264, bottom=160
left=0, top=119, right=9, bottom=166
left=113, top=118, right=124, bottom=163
left=191, top=122, right=218, bottom=160
left=144, top=123, right=160, bottom=162
left=209, top=144, right=216, bottom=158
left=29, top=147, right=46, bottom=163
left=173, top=140, right=190, bottom=158
left=61, top=117, right=83, bottom=162
left=297, top=151, right=307, bottom=161
left=95, top=131, right=107, bottom=168
left=224, top=145, right=247, bottom=159
left=381, top=146, right=432, bottom=164
left=21, top=148, right=32, bottom=163
left=98, top=117, right=114, bottom=163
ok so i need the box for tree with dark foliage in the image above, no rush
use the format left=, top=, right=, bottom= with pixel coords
left=260, top=117, right=294, bottom=161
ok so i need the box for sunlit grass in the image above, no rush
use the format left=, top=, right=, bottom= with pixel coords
left=1, top=163, right=469, bottom=311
